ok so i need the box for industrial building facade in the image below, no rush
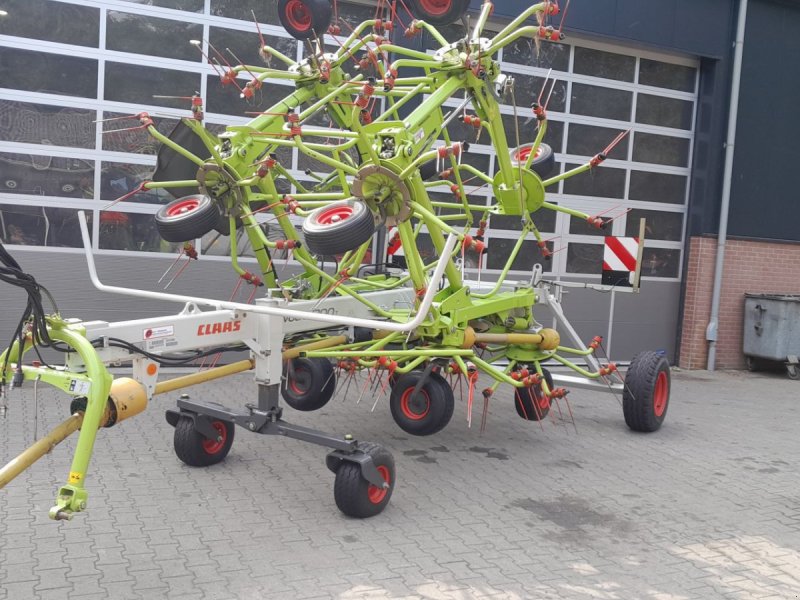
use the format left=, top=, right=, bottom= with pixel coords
left=1, top=0, right=798, bottom=368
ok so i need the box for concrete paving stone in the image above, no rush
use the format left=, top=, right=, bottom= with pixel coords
left=4, top=370, right=800, bottom=598
left=32, top=566, right=71, bottom=591
left=97, top=562, right=135, bottom=584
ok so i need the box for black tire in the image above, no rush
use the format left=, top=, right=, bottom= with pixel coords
left=389, top=371, right=454, bottom=436
left=281, top=357, right=336, bottom=411
left=333, top=442, right=394, bottom=518
left=623, top=351, right=670, bottom=432
left=214, top=212, right=243, bottom=236
left=155, top=194, right=220, bottom=242
left=514, top=368, right=554, bottom=421
left=278, top=0, right=333, bottom=40
left=510, top=142, right=556, bottom=179
left=302, top=200, right=376, bottom=256
left=173, top=416, right=235, bottom=467
left=408, top=0, right=470, bottom=25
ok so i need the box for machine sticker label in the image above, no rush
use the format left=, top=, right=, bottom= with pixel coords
left=143, top=325, right=174, bottom=341
left=68, top=471, right=83, bottom=483
left=414, top=129, right=424, bottom=143
left=68, top=379, right=91, bottom=395
left=147, top=339, right=165, bottom=351
left=197, top=321, right=242, bottom=336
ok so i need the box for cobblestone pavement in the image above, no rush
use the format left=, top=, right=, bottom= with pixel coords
left=2, top=368, right=799, bottom=600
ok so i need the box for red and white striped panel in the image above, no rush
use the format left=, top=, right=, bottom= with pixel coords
left=603, top=236, right=639, bottom=274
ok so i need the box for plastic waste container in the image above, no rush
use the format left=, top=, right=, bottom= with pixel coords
left=743, top=293, right=800, bottom=379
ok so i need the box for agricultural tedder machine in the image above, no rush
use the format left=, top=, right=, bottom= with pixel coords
left=0, top=0, right=671, bottom=521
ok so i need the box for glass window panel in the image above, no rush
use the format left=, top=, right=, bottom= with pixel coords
left=640, top=248, right=680, bottom=278
left=0, top=0, right=99, bottom=47
left=209, top=27, right=298, bottom=70
left=566, top=124, right=629, bottom=159
left=429, top=192, right=482, bottom=229
left=99, top=211, right=178, bottom=252
left=486, top=238, right=552, bottom=273
left=104, top=62, right=201, bottom=110
left=570, top=83, right=632, bottom=122
left=562, top=162, right=625, bottom=198
left=502, top=39, right=570, bottom=72
left=566, top=242, right=603, bottom=274
left=502, top=75, right=567, bottom=113
left=100, top=161, right=175, bottom=205
left=573, top=47, right=635, bottom=82
left=0, top=101, right=95, bottom=149
left=102, top=112, right=179, bottom=155
left=0, top=204, right=91, bottom=248
left=427, top=22, right=467, bottom=44
left=636, top=94, right=693, bottom=130
left=492, top=203, right=557, bottom=233
left=501, top=115, right=564, bottom=153
left=632, top=132, right=689, bottom=167
left=0, top=152, right=94, bottom=198
left=568, top=215, right=605, bottom=237
left=639, top=59, right=696, bottom=93
left=206, top=74, right=294, bottom=117
left=626, top=209, right=683, bottom=242
left=211, top=0, right=279, bottom=22
left=0, top=48, right=98, bottom=98
left=106, top=12, right=203, bottom=62
left=119, top=0, right=203, bottom=11
left=629, top=170, right=686, bottom=204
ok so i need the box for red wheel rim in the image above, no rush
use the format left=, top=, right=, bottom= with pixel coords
left=367, top=465, right=391, bottom=504
left=419, top=0, right=452, bottom=16
left=166, top=198, right=200, bottom=217
left=316, top=205, right=354, bottom=226
left=400, top=387, right=430, bottom=420
left=202, top=421, right=227, bottom=455
left=653, top=371, right=668, bottom=417
left=285, top=0, right=312, bottom=31
left=288, top=366, right=309, bottom=395
left=533, top=388, right=549, bottom=412
left=513, top=145, right=543, bottom=162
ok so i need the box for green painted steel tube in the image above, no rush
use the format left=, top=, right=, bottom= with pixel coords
left=472, top=224, right=532, bottom=298
left=48, top=326, right=113, bottom=518
left=490, top=3, right=548, bottom=50
left=549, top=353, right=602, bottom=379
left=542, top=162, right=593, bottom=187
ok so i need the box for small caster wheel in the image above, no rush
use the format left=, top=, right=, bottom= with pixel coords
left=281, top=357, right=336, bottom=411
left=623, top=351, right=670, bottom=432
left=278, top=0, right=333, bottom=40
left=389, top=370, right=454, bottom=436
left=173, top=416, right=234, bottom=466
left=787, top=364, right=799, bottom=380
left=333, top=443, right=394, bottom=518
left=514, top=368, right=554, bottom=421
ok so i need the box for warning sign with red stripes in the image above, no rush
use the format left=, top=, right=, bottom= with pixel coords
left=602, top=236, right=639, bottom=286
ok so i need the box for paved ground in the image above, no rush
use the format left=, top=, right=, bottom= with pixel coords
left=1, top=367, right=799, bottom=600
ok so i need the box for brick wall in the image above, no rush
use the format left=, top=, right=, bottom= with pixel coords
left=679, top=236, right=800, bottom=369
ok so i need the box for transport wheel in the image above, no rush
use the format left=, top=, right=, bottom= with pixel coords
left=623, top=351, right=671, bottom=432
left=510, top=142, right=556, bottom=178
left=389, top=371, right=454, bottom=436
left=514, top=368, right=554, bottom=421
left=302, top=200, right=376, bottom=256
left=278, top=0, right=333, bottom=40
left=281, top=357, right=336, bottom=411
left=787, top=364, right=799, bottom=380
left=173, top=416, right=235, bottom=467
left=333, top=442, right=394, bottom=518
left=408, top=0, right=470, bottom=25
left=155, top=194, right=220, bottom=242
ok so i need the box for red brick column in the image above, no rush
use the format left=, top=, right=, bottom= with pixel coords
left=679, top=236, right=800, bottom=369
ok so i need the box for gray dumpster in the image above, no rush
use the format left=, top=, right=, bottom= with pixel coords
left=743, top=293, right=800, bottom=379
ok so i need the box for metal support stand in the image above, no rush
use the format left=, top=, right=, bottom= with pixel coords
left=164, top=384, right=388, bottom=489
